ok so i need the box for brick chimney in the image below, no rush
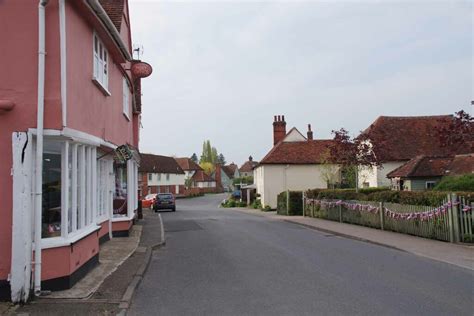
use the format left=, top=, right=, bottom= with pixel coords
left=215, top=164, right=223, bottom=192
left=307, top=124, right=313, bottom=141
left=249, top=156, right=253, bottom=162
left=273, top=115, right=287, bottom=145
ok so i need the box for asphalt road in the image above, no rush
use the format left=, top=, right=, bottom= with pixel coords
left=129, top=194, right=473, bottom=316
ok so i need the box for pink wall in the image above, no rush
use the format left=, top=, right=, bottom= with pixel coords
left=65, top=2, right=134, bottom=146
left=0, top=0, right=138, bottom=283
left=0, top=0, right=62, bottom=280
left=41, top=231, right=99, bottom=280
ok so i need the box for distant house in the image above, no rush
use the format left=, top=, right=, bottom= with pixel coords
left=254, top=116, right=340, bottom=209
left=387, top=154, right=474, bottom=191
left=358, top=115, right=473, bottom=188
left=239, top=156, right=259, bottom=178
left=191, top=170, right=217, bottom=189
left=175, top=157, right=217, bottom=193
left=175, top=157, right=203, bottom=180
left=139, top=154, right=185, bottom=196
left=215, top=164, right=240, bottom=192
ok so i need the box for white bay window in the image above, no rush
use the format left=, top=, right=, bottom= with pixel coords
left=41, top=139, right=113, bottom=244
left=93, top=33, right=109, bottom=93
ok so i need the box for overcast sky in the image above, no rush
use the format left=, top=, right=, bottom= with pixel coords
left=129, top=0, right=472, bottom=165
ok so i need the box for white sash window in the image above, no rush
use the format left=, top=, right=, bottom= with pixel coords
left=93, top=33, right=109, bottom=91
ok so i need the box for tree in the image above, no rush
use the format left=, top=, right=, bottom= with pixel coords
left=437, top=110, right=473, bottom=152
left=319, top=149, right=340, bottom=189
left=329, top=128, right=382, bottom=192
left=200, top=162, right=215, bottom=174
left=211, top=147, right=218, bottom=164
left=217, top=153, right=226, bottom=165
left=190, top=153, right=198, bottom=163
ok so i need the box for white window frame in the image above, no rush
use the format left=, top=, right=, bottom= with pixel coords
left=166, top=173, right=170, bottom=181
left=123, top=77, right=130, bottom=120
left=148, top=173, right=152, bottom=181
left=425, top=181, right=436, bottom=190
left=93, top=32, right=110, bottom=95
left=39, top=138, right=113, bottom=249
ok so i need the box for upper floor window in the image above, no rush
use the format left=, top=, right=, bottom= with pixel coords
left=123, top=77, right=130, bottom=120
left=93, top=33, right=109, bottom=92
left=166, top=174, right=170, bottom=181
left=148, top=173, right=152, bottom=181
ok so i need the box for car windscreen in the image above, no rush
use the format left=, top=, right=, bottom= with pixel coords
left=157, top=194, right=173, bottom=201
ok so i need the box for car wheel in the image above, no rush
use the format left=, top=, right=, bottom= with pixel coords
left=172, top=207, right=176, bottom=212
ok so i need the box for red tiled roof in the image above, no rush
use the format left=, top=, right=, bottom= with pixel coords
left=175, top=158, right=203, bottom=171
left=362, top=115, right=472, bottom=162
left=260, top=139, right=336, bottom=165
left=139, top=154, right=184, bottom=174
left=99, top=0, right=124, bottom=32
left=221, top=165, right=236, bottom=178
left=446, top=154, right=474, bottom=175
left=387, top=154, right=474, bottom=178
left=240, top=160, right=259, bottom=173
left=192, top=170, right=215, bottom=182
left=387, top=156, right=453, bottom=178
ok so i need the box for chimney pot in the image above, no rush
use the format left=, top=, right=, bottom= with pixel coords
left=282, top=115, right=285, bottom=122
left=307, top=124, right=313, bottom=141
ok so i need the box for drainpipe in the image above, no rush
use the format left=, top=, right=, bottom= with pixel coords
left=34, top=0, right=49, bottom=296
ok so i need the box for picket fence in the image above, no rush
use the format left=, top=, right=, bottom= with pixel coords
left=303, top=194, right=473, bottom=243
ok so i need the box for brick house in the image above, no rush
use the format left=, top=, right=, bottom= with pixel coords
left=139, top=154, right=185, bottom=197
left=0, top=0, right=151, bottom=302
left=239, top=156, right=259, bottom=178
left=175, top=158, right=216, bottom=194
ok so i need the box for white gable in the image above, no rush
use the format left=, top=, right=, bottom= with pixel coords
left=283, top=128, right=306, bottom=142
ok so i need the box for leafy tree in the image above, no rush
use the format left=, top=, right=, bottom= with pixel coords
left=211, top=147, right=218, bottom=164
left=437, top=110, right=473, bottom=152
left=190, top=153, right=198, bottom=163
left=199, top=162, right=215, bottom=174
left=217, top=153, right=226, bottom=165
left=329, top=128, right=382, bottom=192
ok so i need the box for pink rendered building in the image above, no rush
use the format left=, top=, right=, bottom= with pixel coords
left=0, top=0, right=151, bottom=302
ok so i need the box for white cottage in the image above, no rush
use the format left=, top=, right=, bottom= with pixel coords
left=254, top=116, right=340, bottom=209
left=357, top=115, right=471, bottom=188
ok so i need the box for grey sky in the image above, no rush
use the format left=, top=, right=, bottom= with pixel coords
left=129, top=0, right=472, bottom=165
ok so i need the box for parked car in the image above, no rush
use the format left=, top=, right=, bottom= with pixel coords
left=153, top=193, right=176, bottom=212
left=231, top=190, right=241, bottom=199
left=141, top=194, right=157, bottom=209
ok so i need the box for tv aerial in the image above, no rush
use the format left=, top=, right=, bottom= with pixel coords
left=133, top=44, right=144, bottom=60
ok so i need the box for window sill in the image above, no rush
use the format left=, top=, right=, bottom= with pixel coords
left=41, top=225, right=101, bottom=250
left=123, top=112, right=130, bottom=121
left=92, top=78, right=111, bottom=96
left=111, top=214, right=135, bottom=222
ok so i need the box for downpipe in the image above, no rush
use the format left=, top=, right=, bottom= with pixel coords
left=34, top=0, right=49, bottom=297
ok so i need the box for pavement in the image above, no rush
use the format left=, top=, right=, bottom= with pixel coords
left=128, top=194, right=474, bottom=316
left=234, top=207, right=474, bottom=271
left=6, top=208, right=163, bottom=316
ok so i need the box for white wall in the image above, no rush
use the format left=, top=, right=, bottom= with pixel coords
left=256, top=164, right=338, bottom=209
left=358, top=161, right=405, bottom=188
left=148, top=173, right=185, bottom=186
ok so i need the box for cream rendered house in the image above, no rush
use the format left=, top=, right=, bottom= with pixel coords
left=255, top=116, right=340, bottom=209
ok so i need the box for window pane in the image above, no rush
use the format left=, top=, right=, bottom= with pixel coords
left=94, top=36, right=98, bottom=53
left=113, top=162, right=128, bottom=217
left=42, top=141, right=62, bottom=238
left=68, top=144, right=73, bottom=233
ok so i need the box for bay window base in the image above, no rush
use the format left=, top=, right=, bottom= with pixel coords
left=41, top=254, right=99, bottom=291
left=0, top=280, right=11, bottom=301
left=111, top=218, right=134, bottom=237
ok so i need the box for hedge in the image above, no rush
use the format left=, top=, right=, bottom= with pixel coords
left=305, top=189, right=473, bottom=207
left=277, top=191, right=303, bottom=215
left=434, top=174, right=474, bottom=192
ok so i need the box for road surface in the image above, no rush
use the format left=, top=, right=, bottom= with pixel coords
left=129, top=194, right=473, bottom=315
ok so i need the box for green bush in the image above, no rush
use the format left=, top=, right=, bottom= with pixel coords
left=277, top=191, right=303, bottom=215
left=262, top=205, right=272, bottom=212
left=252, top=199, right=262, bottom=209
left=434, top=174, right=474, bottom=192
left=358, top=187, right=391, bottom=194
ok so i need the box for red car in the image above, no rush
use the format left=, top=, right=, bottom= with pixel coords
left=141, top=194, right=157, bottom=209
